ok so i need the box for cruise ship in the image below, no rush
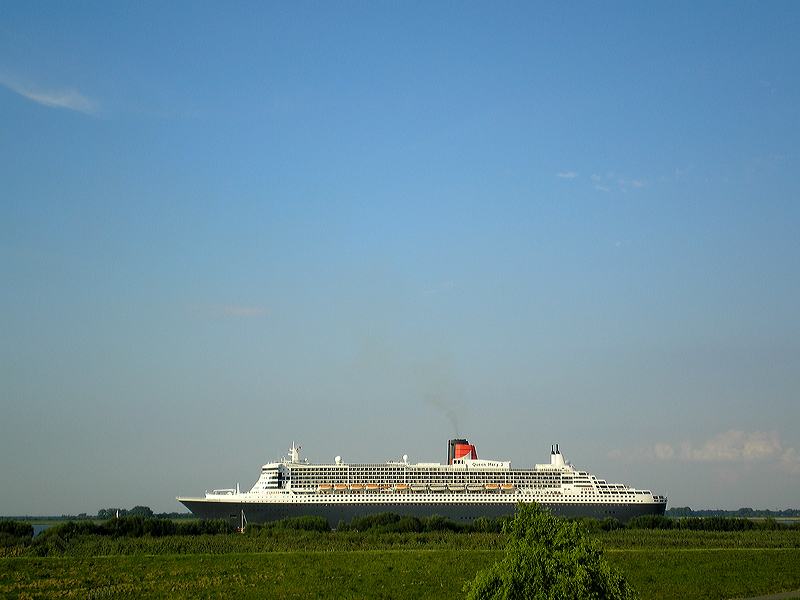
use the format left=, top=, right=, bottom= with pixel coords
left=177, top=440, right=667, bottom=528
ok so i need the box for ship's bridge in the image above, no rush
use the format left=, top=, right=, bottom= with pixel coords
left=249, top=463, right=285, bottom=492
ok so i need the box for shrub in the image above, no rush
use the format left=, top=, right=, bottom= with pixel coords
left=464, top=503, right=638, bottom=600
left=627, top=515, right=674, bottom=530
left=0, top=520, right=34, bottom=540
left=601, top=517, right=623, bottom=532
left=245, top=516, right=329, bottom=534
left=274, top=516, right=329, bottom=532
left=0, top=520, right=35, bottom=554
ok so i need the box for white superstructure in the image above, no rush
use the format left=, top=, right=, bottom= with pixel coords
left=178, top=440, right=667, bottom=526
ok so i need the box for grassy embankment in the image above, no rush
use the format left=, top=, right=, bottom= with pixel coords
left=2, top=525, right=799, bottom=599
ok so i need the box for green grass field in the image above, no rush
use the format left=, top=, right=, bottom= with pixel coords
left=2, top=548, right=800, bottom=599
left=2, top=529, right=799, bottom=599
left=1, top=551, right=499, bottom=599
left=610, top=548, right=800, bottom=600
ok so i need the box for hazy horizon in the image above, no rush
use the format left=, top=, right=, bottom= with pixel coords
left=2, top=3, right=798, bottom=516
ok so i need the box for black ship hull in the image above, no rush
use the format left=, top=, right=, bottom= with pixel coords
left=179, top=497, right=667, bottom=528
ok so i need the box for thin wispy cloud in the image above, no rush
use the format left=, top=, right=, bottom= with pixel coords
left=566, top=170, right=648, bottom=193
left=611, top=430, right=800, bottom=474
left=558, top=168, right=655, bottom=195
left=0, top=68, right=96, bottom=115
left=618, top=178, right=645, bottom=188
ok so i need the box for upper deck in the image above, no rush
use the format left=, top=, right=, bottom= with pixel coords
left=241, top=443, right=657, bottom=501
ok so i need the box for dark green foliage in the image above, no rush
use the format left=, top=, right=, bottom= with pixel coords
left=424, top=514, right=461, bottom=532
left=96, top=506, right=191, bottom=520
left=566, top=517, right=602, bottom=534
left=338, top=512, right=399, bottom=532
left=334, top=512, right=510, bottom=534
left=128, top=505, right=155, bottom=518
left=627, top=515, right=675, bottom=530
left=0, top=519, right=35, bottom=554
left=677, top=516, right=755, bottom=531
left=471, top=516, right=510, bottom=534
left=278, top=516, right=330, bottom=532
left=97, top=507, right=154, bottom=520
left=338, top=512, right=415, bottom=533
left=0, top=520, right=34, bottom=540
left=11, top=511, right=798, bottom=561
left=102, top=516, right=146, bottom=538
left=625, top=514, right=794, bottom=532
left=567, top=516, right=623, bottom=534
left=34, top=519, right=100, bottom=544
left=666, top=506, right=800, bottom=519
left=30, top=516, right=231, bottom=543
left=394, top=514, right=424, bottom=532
left=464, top=503, right=638, bottom=600
left=245, top=515, right=330, bottom=534
left=97, top=508, right=125, bottom=520
left=23, top=517, right=236, bottom=556
left=601, top=517, right=623, bottom=531
left=173, top=519, right=234, bottom=536
left=665, top=506, right=692, bottom=518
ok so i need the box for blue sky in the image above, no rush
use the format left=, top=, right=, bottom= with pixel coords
left=1, top=2, right=798, bottom=515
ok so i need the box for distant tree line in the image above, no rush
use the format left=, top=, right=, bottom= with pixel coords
left=629, top=514, right=799, bottom=531
left=337, top=512, right=512, bottom=534
left=25, top=515, right=233, bottom=546
left=1, top=507, right=192, bottom=522
left=96, top=506, right=192, bottom=520
left=243, top=512, right=513, bottom=535
left=0, top=516, right=233, bottom=556
left=3, top=508, right=798, bottom=555
left=242, top=511, right=800, bottom=535
left=666, top=506, right=800, bottom=519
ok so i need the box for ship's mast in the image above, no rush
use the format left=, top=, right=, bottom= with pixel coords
left=288, top=442, right=300, bottom=463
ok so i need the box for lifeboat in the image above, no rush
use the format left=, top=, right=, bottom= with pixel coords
left=393, top=484, right=409, bottom=492
left=448, top=484, right=466, bottom=492
left=349, top=484, right=364, bottom=491
left=333, top=484, right=348, bottom=492
left=501, top=484, right=515, bottom=492
left=467, top=483, right=485, bottom=492
left=429, top=484, right=447, bottom=492
left=318, top=484, right=332, bottom=492
left=485, top=483, right=499, bottom=491
left=365, top=484, right=380, bottom=491
left=410, top=484, right=427, bottom=492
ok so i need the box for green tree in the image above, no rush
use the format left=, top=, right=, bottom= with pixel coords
left=128, top=505, right=154, bottom=518
left=464, top=503, right=638, bottom=600
left=97, top=508, right=125, bottom=520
